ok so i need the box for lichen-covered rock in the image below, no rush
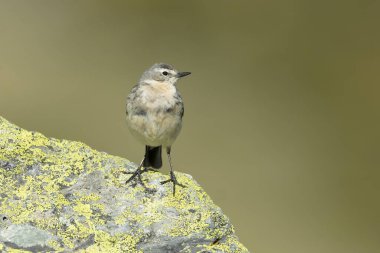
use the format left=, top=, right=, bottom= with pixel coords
left=0, top=116, right=249, bottom=253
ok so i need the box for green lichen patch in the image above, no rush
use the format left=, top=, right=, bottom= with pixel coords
left=0, top=117, right=249, bottom=252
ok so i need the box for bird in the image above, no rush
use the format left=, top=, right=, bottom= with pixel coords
left=124, top=63, right=191, bottom=195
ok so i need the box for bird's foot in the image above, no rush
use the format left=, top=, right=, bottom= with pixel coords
left=123, top=167, right=157, bottom=193
left=160, top=171, right=185, bottom=196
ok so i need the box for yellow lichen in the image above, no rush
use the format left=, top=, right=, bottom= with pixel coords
left=7, top=249, right=32, bottom=253
left=73, top=203, right=93, bottom=220
left=81, top=231, right=143, bottom=253
left=47, top=239, right=64, bottom=252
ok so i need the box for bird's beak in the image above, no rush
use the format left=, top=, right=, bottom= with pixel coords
left=177, top=71, right=191, bottom=78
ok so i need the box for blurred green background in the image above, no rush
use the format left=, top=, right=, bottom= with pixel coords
left=1, top=1, right=379, bottom=252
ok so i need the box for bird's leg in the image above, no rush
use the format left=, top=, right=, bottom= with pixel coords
left=160, top=147, right=185, bottom=196
left=123, top=158, right=156, bottom=192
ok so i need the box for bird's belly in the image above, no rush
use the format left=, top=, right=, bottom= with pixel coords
left=126, top=112, right=182, bottom=147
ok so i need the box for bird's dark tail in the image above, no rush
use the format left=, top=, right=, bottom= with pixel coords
left=143, top=146, right=162, bottom=169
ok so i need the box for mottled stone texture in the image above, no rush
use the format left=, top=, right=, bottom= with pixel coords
left=0, top=117, right=249, bottom=253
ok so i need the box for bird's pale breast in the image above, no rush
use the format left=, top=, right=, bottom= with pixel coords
left=126, top=81, right=183, bottom=147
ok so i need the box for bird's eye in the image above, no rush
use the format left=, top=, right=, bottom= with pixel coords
left=162, top=71, right=168, bottom=76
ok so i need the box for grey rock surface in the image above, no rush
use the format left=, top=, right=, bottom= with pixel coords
left=0, top=224, right=55, bottom=251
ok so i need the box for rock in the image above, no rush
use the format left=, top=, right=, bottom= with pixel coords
left=0, top=117, right=249, bottom=253
left=0, top=224, right=55, bottom=251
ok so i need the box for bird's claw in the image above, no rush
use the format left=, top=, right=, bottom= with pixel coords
left=124, top=168, right=156, bottom=193
left=160, top=171, right=185, bottom=196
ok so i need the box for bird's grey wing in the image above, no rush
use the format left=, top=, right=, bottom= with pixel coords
left=126, top=85, right=148, bottom=117
left=179, top=102, right=184, bottom=118
left=126, top=85, right=139, bottom=116
left=174, top=92, right=184, bottom=118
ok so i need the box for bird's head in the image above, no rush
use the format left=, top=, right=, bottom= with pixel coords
left=140, top=63, right=191, bottom=86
